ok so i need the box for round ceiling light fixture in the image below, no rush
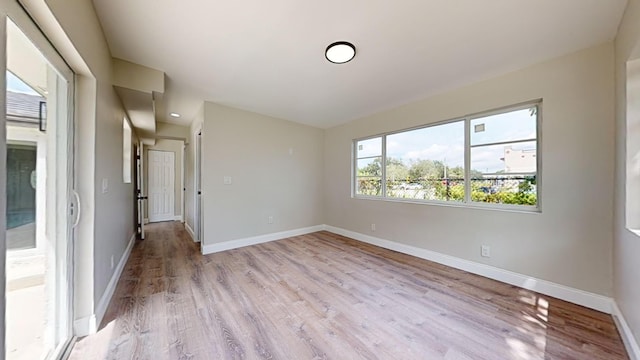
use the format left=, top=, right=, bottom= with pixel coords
left=325, top=41, right=356, bottom=64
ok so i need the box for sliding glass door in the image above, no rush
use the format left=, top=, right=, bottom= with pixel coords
left=1, top=2, right=75, bottom=359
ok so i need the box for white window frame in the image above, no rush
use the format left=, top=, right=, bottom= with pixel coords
left=352, top=100, right=542, bottom=212
left=123, top=117, right=132, bottom=183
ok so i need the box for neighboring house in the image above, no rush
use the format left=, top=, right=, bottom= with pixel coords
left=7, top=90, right=45, bottom=125
left=502, top=146, right=536, bottom=173
left=6, top=90, right=47, bottom=252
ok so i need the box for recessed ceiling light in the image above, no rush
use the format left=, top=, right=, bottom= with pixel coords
left=170, top=112, right=181, bottom=118
left=325, top=41, right=356, bottom=64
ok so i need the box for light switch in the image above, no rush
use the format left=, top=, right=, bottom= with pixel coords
left=223, top=176, right=232, bottom=185
left=102, top=178, right=109, bottom=193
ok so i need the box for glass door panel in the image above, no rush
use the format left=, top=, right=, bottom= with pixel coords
left=4, top=10, right=74, bottom=360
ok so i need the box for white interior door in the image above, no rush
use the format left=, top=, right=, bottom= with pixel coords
left=148, top=150, right=175, bottom=223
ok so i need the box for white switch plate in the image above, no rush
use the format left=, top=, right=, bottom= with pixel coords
left=481, top=245, right=491, bottom=258
left=268, top=215, right=274, bottom=224
left=223, top=176, right=232, bottom=185
left=102, top=178, right=109, bottom=193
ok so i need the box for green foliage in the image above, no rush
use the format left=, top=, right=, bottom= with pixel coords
left=358, top=157, right=382, bottom=177
left=407, top=159, right=444, bottom=181
left=358, top=157, right=537, bottom=206
left=357, top=178, right=382, bottom=196
left=468, top=176, right=537, bottom=205
left=386, top=157, right=409, bottom=182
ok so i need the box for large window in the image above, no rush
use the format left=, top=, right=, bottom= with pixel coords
left=353, top=101, right=540, bottom=210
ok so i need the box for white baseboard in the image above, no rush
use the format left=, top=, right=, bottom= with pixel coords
left=202, top=225, right=325, bottom=254
left=73, top=314, right=96, bottom=337
left=185, top=222, right=197, bottom=242
left=323, top=225, right=613, bottom=314
left=93, top=232, right=136, bottom=333
left=174, top=215, right=183, bottom=222
left=612, top=302, right=640, bottom=360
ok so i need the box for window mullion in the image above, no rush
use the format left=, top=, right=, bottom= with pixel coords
left=381, top=135, right=387, bottom=197
left=464, top=118, right=471, bottom=203
left=470, top=138, right=537, bottom=148
left=352, top=140, right=356, bottom=196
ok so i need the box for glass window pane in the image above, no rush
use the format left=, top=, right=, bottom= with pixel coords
left=470, top=176, right=537, bottom=206
left=386, top=121, right=465, bottom=202
left=6, top=143, right=37, bottom=249
left=356, top=157, right=382, bottom=177
left=471, top=141, right=536, bottom=175
left=356, top=137, right=382, bottom=158
left=470, top=107, right=537, bottom=146
left=6, top=18, right=75, bottom=359
left=356, top=177, right=382, bottom=196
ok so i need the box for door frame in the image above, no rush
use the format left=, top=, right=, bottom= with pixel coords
left=194, top=128, right=202, bottom=243
left=135, top=142, right=146, bottom=239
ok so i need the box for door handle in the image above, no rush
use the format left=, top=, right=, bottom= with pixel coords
left=137, top=195, right=148, bottom=200
left=71, top=190, right=81, bottom=228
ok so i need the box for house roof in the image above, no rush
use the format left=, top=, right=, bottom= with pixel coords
left=6, top=91, right=45, bottom=122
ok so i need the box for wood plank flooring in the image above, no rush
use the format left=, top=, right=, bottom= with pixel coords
left=69, top=222, right=629, bottom=359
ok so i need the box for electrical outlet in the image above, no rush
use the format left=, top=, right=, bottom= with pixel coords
left=371, top=223, right=376, bottom=231
left=481, top=245, right=491, bottom=258
left=268, top=215, right=274, bottom=224
left=110, top=255, right=114, bottom=269
left=223, top=176, right=232, bottom=185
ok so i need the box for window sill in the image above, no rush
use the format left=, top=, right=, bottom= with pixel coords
left=352, top=195, right=541, bottom=214
left=626, top=228, right=640, bottom=238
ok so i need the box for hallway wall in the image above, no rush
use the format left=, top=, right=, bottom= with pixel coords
left=614, top=0, right=640, bottom=350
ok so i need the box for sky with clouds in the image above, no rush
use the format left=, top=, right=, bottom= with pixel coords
left=6, top=71, right=39, bottom=95
left=358, top=108, right=537, bottom=174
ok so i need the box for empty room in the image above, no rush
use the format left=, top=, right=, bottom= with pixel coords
left=1, top=0, right=640, bottom=359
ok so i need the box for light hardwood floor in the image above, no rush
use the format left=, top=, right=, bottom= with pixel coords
left=69, top=222, right=628, bottom=359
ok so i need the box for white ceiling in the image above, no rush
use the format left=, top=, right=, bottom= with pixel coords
left=93, top=0, right=627, bottom=129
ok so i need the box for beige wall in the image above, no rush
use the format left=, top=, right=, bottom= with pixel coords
left=200, top=102, right=324, bottom=247
left=614, top=0, right=640, bottom=348
left=324, top=43, right=615, bottom=296
left=156, top=121, right=189, bottom=140
left=112, top=58, right=164, bottom=93
left=144, top=139, right=184, bottom=220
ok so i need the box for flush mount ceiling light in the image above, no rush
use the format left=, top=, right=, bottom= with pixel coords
left=170, top=112, right=181, bottom=118
left=325, top=41, right=356, bottom=64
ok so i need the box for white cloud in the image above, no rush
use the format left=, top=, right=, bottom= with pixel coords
left=403, top=144, right=465, bottom=167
